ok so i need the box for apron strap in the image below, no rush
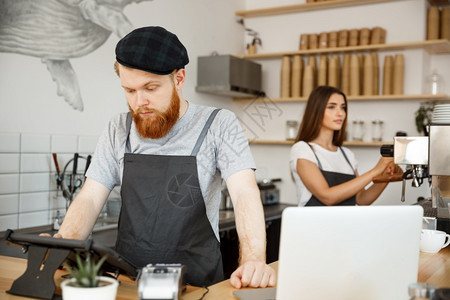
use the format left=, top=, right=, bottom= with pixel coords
left=308, top=143, right=355, bottom=175
left=307, top=143, right=323, bottom=170
left=339, top=147, right=356, bottom=175
left=125, top=112, right=132, bottom=153
left=191, top=108, right=221, bottom=156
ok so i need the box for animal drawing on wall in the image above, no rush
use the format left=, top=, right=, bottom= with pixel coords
left=0, top=0, right=153, bottom=111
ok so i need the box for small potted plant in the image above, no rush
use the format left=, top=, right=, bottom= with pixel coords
left=415, top=102, right=434, bottom=136
left=237, top=18, right=262, bottom=55
left=60, top=253, right=118, bottom=300
left=246, top=32, right=262, bottom=55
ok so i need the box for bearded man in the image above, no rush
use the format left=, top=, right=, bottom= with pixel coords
left=51, top=26, right=276, bottom=289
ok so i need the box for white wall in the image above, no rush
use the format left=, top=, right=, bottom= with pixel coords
left=0, top=0, right=245, bottom=135
left=0, top=0, right=448, bottom=230
left=233, top=0, right=450, bottom=205
left=0, top=0, right=245, bottom=230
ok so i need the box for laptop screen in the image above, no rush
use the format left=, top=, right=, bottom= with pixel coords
left=276, top=206, right=422, bottom=300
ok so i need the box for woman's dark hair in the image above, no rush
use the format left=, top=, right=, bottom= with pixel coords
left=295, top=86, right=348, bottom=146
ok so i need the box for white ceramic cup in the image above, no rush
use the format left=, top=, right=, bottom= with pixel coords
left=419, top=229, right=450, bottom=253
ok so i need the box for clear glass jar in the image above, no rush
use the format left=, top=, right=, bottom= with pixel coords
left=371, top=120, right=384, bottom=141
left=352, top=120, right=364, bottom=141
left=286, top=120, right=298, bottom=140
left=425, top=71, right=444, bottom=95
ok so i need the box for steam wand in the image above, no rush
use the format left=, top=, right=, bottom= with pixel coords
left=400, top=165, right=429, bottom=202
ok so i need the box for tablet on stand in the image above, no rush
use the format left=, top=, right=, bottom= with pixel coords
left=4, top=229, right=138, bottom=300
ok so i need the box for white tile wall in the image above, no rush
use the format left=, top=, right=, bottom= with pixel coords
left=20, top=154, right=51, bottom=173
left=21, top=133, right=51, bottom=153
left=20, top=173, right=50, bottom=193
left=0, top=194, right=19, bottom=214
left=0, top=154, right=20, bottom=173
left=0, top=132, right=97, bottom=230
left=18, top=211, right=49, bottom=228
left=0, top=215, right=18, bottom=231
left=0, top=174, right=20, bottom=194
left=51, top=135, right=78, bottom=153
left=0, top=133, right=20, bottom=152
left=78, top=135, right=98, bottom=154
left=49, top=191, right=67, bottom=211
left=19, top=192, right=50, bottom=212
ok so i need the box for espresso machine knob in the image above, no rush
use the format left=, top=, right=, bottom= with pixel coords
left=380, top=144, right=394, bottom=157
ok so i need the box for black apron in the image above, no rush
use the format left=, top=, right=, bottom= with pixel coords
left=116, top=109, right=224, bottom=286
left=305, top=143, right=356, bottom=206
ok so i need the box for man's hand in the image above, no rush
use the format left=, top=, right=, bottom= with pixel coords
left=39, top=233, right=63, bottom=238
left=230, top=260, right=276, bottom=289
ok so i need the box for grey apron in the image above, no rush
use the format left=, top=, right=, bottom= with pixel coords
left=305, top=143, right=356, bottom=206
left=116, top=109, right=224, bottom=286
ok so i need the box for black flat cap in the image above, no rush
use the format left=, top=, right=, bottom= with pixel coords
left=115, top=26, right=189, bottom=75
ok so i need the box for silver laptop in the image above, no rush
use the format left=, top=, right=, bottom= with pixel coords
left=275, top=205, right=423, bottom=300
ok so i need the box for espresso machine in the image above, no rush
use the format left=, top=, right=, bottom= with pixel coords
left=428, top=124, right=450, bottom=233
left=381, top=124, right=450, bottom=234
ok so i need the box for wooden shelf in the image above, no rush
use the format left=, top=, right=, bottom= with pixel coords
left=235, top=0, right=403, bottom=18
left=428, top=0, right=450, bottom=6
left=234, top=94, right=450, bottom=103
left=249, top=140, right=391, bottom=147
left=236, top=1, right=446, bottom=18
left=344, top=141, right=391, bottom=147
left=240, top=40, right=450, bottom=59
left=249, top=140, right=294, bottom=145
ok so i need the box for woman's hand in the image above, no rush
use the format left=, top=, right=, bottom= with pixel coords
left=373, top=157, right=395, bottom=177
left=384, top=164, right=403, bottom=175
left=372, top=161, right=403, bottom=183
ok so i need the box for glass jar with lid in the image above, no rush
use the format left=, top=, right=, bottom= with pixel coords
left=425, top=71, right=444, bottom=95
left=371, top=120, right=384, bottom=142
left=286, top=120, right=298, bottom=140
left=352, top=120, right=364, bottom=141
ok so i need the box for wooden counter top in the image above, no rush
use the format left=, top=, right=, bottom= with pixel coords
left=1, top=246, right=449, bottom=299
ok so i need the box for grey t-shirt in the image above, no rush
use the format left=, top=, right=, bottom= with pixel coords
left=86, top=101, right=256, bottom=240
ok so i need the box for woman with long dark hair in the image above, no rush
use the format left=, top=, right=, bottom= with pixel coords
left=289, top=86, right=395, bottom=206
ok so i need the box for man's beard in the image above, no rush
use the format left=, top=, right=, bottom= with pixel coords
left=130, top=88, right=180, bottom=139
